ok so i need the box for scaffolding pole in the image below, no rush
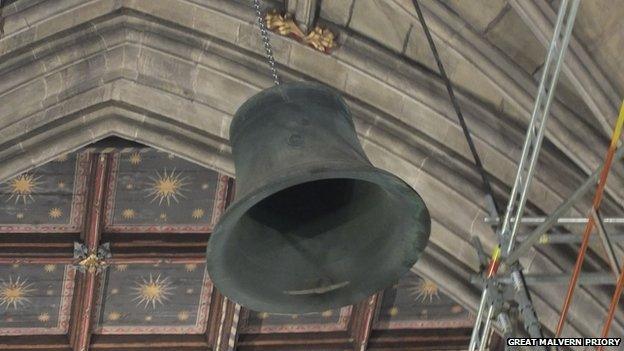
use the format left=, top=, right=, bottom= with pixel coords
left=505, top=146, right=624, bottom=264
left=485, top=216, right=624, bottom=225
left=473, top=272, right=616, bottom=286
left=556, top=101, right=624, bottom=336
left=518, top=232, right=624, bottom=245
left=594, top=103, right=624, bottom=346
left=468, top=0, right=580, bottom=349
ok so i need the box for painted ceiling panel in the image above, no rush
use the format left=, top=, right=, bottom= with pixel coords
left=0, top=152, right=88, bottom=232
left=375, top=271, right=473, bottom=330
left=241, top=306, right=351, bottom=334
left=0, top=264, right=75, bottom=335
left=104, top=149, right=229, bottom=233
left=94, top=263, right=212, bottom=334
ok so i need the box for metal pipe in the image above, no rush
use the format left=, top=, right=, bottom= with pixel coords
left=504, top=0, right=579, bottom=256
left=471, top=0, right=577, bottom=343
left=485, top=216, right=624, bottom=225
left=599, top=261, right=624, bottom=347
left=592, top=209, right=621, bottom=278
left=596, top=103, right=624, bottom=343
left=497, top=312, right=513, bottom=338
left=556, top=100, right=624, bottom=336
left=472, top=272, right=615, bottom=286
left=478, top=305, right=495, bottom=351
left=518, top=232, right=624, bottom=244
left=499, top=272, right=615, bottom=286
left=505, top=146, right=624, bottom=264
left=469, top=288, right=490, bottom=351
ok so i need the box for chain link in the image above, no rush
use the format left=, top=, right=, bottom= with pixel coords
left=252, top=0, right=280, bottom=85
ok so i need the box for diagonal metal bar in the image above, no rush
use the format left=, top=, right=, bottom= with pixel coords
left=500, top=0, right=580, bottom=256
left=556, top=101, right=624, bottom=336
left=599, top=264, right=624, bottom=347
left=509, top=0, right=618, bottom=138
left=468, top=0, right=579, bottom=348
left=592, top=209, right=621, bottom=278
left=505, top=146, right=624, bottom=264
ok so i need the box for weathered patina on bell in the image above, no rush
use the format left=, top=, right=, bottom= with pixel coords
left=207, top=82, right=430, bottom=313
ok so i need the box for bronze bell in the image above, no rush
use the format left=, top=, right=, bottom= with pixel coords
left=207, top=82, right=430, bottom=313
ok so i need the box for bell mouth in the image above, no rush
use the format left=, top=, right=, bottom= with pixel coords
left=207, top=168, right=430, bottom=314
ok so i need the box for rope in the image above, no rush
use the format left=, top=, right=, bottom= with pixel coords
left=411, top=0, right=500, bottom=216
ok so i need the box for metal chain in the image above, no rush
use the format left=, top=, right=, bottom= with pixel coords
left=252, top=0, right=280, bottom=85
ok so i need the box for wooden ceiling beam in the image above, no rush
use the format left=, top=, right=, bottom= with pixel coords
left=368, top=329, right=472, bottom=349
left=90, top=334, right=209, bottom=350
left=0, top=257, right=74, bottom=264
left=0, top=234, right=79, bottom=256
left=107, top=256, right=205, bottom=264
left=205, top=290, right=225, bottom=348
left=236, top=336, right=352, bottom=350
left=69, top=154, right=109, bottom=351
left=213, top=298, right=241, bottom=351
left=0, top=335, right=70, bottom=349
left=351, top=293, right=380, bottom=351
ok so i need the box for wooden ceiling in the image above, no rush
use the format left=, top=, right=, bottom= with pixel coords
left=0, top=143, right=473, bottom=350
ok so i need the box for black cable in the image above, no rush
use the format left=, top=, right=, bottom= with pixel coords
left=411, top=0, right=501, bottom=216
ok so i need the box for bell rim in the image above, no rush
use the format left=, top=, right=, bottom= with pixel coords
left=207, top=166, right=431, bottom=314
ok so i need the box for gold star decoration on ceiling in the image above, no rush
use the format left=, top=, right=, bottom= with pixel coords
left=107, top=311, right=122, bottom=321
left=191, top=208, right=205, bottom=219
left=184, top=264, right=197, bottom=272
left=6, top=173, right=41, bottom=204
left=388, top=307, right=399, bottom=316
left=132, top=273, right=175, bottom=309
left=0, top=276, right=35, bottom=310
left=407, top=278, right=440, bottom=303
left=37, top=312, right=50, bottom=323
left=129, top=152, right=142, bottom=165
left=121, top=208, right=136, bottom=219
left=44, top=264, right=56, bottom=273
left=177, top=310, right=190, bottom=321
left=48, top=207, right=63, bottom=219
left=146, top=168, right=189, bottom=206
